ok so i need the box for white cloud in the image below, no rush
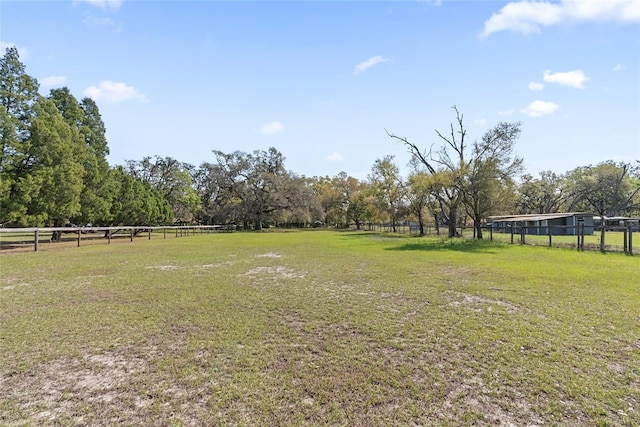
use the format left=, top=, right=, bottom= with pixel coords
left=0, top=41, right=29, bottom=60
left=83, top=80, right=147, bottom=104
left=528, top=81, right=545, bottom=91
left=564, top=0, right=640, bottom=21
left=543, top=69, right=589, bottom=89
left=482, top=0, right=640, bottom=37
left=326, top=152, right=344, bottom=162
left=82, top=14, right=124, bottom=32
left=613, top=63, right=624, bottom=71
left=259, top=121, right=284, bottom=135
left=353, top=56, right=388, bottom=76
left=522, top=100, right=560, bottom=117
left=83, top=15, right=115, bottom=27
left=482, top=2, right=563, bottom=36
left=73, top=0, right=123, bottom=11
left=41, top=75, right=67, bottom=87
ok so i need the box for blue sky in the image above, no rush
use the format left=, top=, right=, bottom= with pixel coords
left=2, top=0, right=639, bottom=179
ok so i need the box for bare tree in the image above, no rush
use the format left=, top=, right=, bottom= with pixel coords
left=387, top=106, right=466, bottom=238
left=388, top=106, right=522, bottom=239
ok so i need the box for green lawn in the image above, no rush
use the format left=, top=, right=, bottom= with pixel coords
left=1, top=231, right=638, bottom=426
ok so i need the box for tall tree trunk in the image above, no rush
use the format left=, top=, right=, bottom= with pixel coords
left=254, top=212, right=262, bottom=231
left=473, top=215, right=483, bottom=240
left=417, top=209, right=425, bottom=237
left=600, top=224, right=606, bottom=252
left=51, top=220, right=63, bottom=242
left=448, top=205, right=457, bottom=238
left=475, top=217, right=483, bottom=240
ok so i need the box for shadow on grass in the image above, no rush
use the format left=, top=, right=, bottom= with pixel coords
left=386, top=237, right=506, bottom=254
left=338, top=231, right=383, bottom=238
left=337, top=231, right=505, bottom=253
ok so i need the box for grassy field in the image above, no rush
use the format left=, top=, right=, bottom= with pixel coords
left=1, top=231, right=638, bottom=426
left=1, top=228, right=635, bottom=254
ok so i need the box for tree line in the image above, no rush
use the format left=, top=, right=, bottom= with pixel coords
left=2, top=47, right=639, bottom=238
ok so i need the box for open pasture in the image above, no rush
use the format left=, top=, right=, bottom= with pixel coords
left=1, top=231, right=638, bottom=426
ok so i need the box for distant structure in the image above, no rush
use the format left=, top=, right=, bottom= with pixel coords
left=594, top=216, right=640, bottom=231
left=488, top=213, right=595, bottom=236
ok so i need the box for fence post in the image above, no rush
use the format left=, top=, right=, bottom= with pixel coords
left=623, top=227, right=628, bottom=253
left=489, top=224, right=493, bottom=241
left=548, top=226, right=552, bottom=247
left=577, top=224, right=581, bottom=251
left=108, top=229, right=111, bottom=244
left=130, top=228, right=133, bottom=242
left=510, top=223, right=514, bottom=244
left=164, top=227, right=167, bottom=239
left=520, top=221, right=525, bottom=245
left=629, top=226, right=633, bottom=255
left=77, top=230, right=81, bottom=247
left=577, top=223, right=581, bottom=250
left=34, top=229, right=39, bottom=252
left=148, top=228, right=151, bottom=240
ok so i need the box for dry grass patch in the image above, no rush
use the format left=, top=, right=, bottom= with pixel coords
left=1, top=349, right=147, bottom=425
left=448, top=291, right=521, bottom=314
left=240, top=266, right=306, bottom=281
left=256, top=252, right=282, bottom=258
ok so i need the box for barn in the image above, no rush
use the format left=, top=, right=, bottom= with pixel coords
left=593, top=216, right=640, bottom=231
left=487, top=213, right=595, bottom=236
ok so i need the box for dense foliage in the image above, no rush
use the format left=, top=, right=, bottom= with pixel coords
left=0, top=48, right=171, bottom=228
left=2, top=48, right=639, bottom=233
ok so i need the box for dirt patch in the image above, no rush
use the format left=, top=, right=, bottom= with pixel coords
left=256, top=252, right=282, bottom=258
left=441, top=375, right=542, bottom=426
left=449, top=292, right=519, bottom=313
left=1, top=350, right=146, bottom=425
left=201, top=261, right=233, bottom=268
left=239, top=266, right=305, bottom=280
left=67, top=354, right=144, bottom=394
left=145, top=265, right=179, bottom=271
left=1, top=282, right=31, bottom=291
left=0, top=275, right=32, bottom=291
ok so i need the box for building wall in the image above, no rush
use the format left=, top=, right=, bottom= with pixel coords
left=490, top=214, right=594, bottom=236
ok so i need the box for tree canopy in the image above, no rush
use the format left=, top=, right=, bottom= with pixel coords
left=2, top=48, right=638, bottom=234
left=387, top=106, right=523, bottom=238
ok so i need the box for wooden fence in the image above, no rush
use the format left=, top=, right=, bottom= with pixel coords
left=2, top=223, right=635, bottom=255
left=360, top=222, right=635, bottom=255
left=486, top=223, right=634, bottom=255
left=0, top=225, right=233, bottom=253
